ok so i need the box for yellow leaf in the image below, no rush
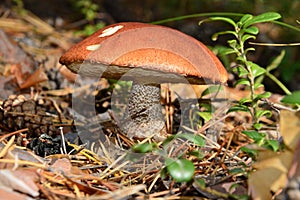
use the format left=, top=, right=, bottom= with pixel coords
left=248, top=110, right=300, bottom=200
left=280, top=110, right=300, bottom=150
left=249, top=151, right=293, bottom=200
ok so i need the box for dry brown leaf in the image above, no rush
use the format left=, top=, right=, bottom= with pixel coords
left=0, top=168, right=39, bottom=197
left=65, top=177, right=108, bottom=196
left=288, top=138, right=300, bottom=178
left=211, top=182, right=248, bottom=196
left=249, top=151, right=293, bottom=200
left=0, top=143, right=44, bottom=166
left=51, top=158, right=72, bottom=173
left=248, top=110, right=300, bottom=200
left=0, top=29, right=34, bottom=85
left=51, top=157, right=85, bottom=176
left=283, top=111, right=300, bottom=178
left=19, top=67, right=48, bottom=89
left=249, top=166, right=284, bottom=200
left=10, top=64, right=27, bottom=86
left=280, top=110, right=300, bottom=150
left=0, top=187, right=33, bottom=200
left=88, top=184, right=146, bottom=200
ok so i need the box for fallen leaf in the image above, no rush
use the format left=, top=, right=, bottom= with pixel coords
left=282, top=111, right=300, bottom=178
left=249, top=150, right=293, bottom=200
left=280, top=110, right=300, bottom=150
left=0, top=187, right=33, bottom=200
left=249, top=166, right=284, bottom=200
left=0, top=29, right=34, bottom=85
left=51, top=158, right=72, bottom=174
left=248, top=110, right=300, bottom=200
left=0, top=168, right=39, bottom=197
left=211, top=182, right=247, bottom=196
left=10, top=64, right=27, bottom=86
left=19, top=67, right=48, bottom=89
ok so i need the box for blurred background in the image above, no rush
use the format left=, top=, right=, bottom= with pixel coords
left=2, top=0, right=300, bottom=93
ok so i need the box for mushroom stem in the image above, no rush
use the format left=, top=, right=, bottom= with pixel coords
left=121, top=82, right=167, bottom=140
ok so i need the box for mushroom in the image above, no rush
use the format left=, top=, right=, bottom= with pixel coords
left=59, top=22, right=228, bottom=140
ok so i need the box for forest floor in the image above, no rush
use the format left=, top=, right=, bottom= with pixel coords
left=0, top=5, right=299, bottom=200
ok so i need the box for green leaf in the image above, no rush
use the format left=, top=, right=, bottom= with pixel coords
left=166, top=158, right=195, bottom=182
left=209, top=16, right=237, bottom=28
left=253, top=92, right=272, bottom=101
left=212, top=31, right=237, bottom=41
left=195, top=177, right=206, bottom=188
left=230, top=194, right=250, bottom=200
left=255, top=109, right=272, bottom=119
left=160, top=167, right=168, bottom=179
left=233, top=65, right=248, bottom=77
left=245, top=47, right=256, bottom=54
left=228, top=39, right=238, bottom=49
left=244, top=26, right=259, bottom=35
left=255, top=51, right=286, bottom=91
left=222, top=48, right=239, bottom=55
left=162, top=135, right=176, bottom=146
left=227, top=105, right=250, bottom=113
left=266, top=50, right=285, bottom=72
left=247, top=61, right=266, bottom=78
left=132, top=142, right=156, bottom=153
left=236, top=56, right=247, bottom=63
left=241, top=34, right=256, bottom=43
left=263, top=140, right=279, bottom=152
left=239, top=97, right=252, bottom=104
left=243, top=12, right=281, bottom=27
left=281, top=91, right=300, bottom=104
left=239, top=14, right=253, bottom=24
left=242, top=130, right=265, bottom=143
left=199, top=103, right=212, bottom=111
left=240, top=146, right=258, bottom=158
left=189, top=150, right=204, bottom=159
left=175, top=133, right=206, bottom=147
left=235, top=78, right=250, bottom=86
left=198, top=111, right=212, bottom=122
left=201, top=85, right=223, bottom=97
left=253, top=123, right=263, bottom=130
left=254, top=82, right=264, bottom=90
left=229, top=167, right=245, bottom=175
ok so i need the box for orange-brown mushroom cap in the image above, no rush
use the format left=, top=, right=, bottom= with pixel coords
left=59, top=22, right=228, bottom=84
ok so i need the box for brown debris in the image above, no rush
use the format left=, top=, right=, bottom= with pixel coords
left=0, top=29, right=35, bottom=86
left=0, top=95, right=61, bottom=138
left=0, top=4, right=293, bottom=200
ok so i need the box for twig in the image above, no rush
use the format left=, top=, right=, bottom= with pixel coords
left=0, top=135, right=16, bottom=158
left=0, top=128, right=28, bottom=143
left=0, top=158, right=47, bottom=169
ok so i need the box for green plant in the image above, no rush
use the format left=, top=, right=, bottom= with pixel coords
left=12, top=0, right=24, bottom=10
left=131, top=133, right=206, bottom=183
left=199, top=12, right=281, bottom=130
left=281, top=90, right=300, bottom=105
left=70, top=0, right=99, bottom=21
left=11, top=0, right=28, bottom=15
left=76, top=22, right=106, bottom=36
left=255, top=50, right=291, bottom=95
left=69, top=0, right=105, bottom=36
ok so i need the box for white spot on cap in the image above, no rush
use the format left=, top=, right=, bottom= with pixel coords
left=86, top=44, right=101, bottom=51
left=99, top=25, right=124, bottom=37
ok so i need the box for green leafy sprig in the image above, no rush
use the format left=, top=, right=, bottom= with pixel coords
left=199, top=12, right=281, bottom=128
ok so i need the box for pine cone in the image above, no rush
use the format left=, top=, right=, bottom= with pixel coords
left=0, top=95, right=58, bottom=137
